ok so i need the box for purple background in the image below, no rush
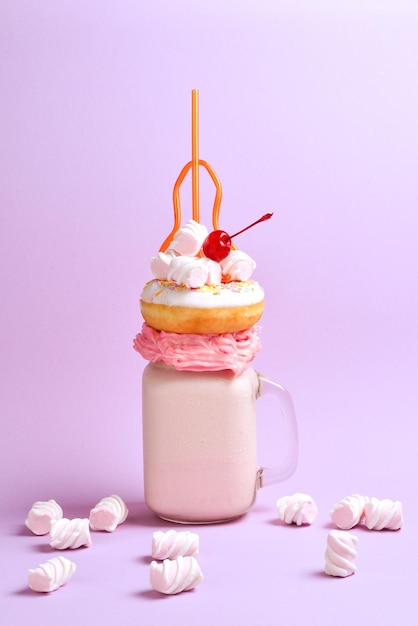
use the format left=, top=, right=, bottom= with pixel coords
left=1, top=1, right=417, bottom=623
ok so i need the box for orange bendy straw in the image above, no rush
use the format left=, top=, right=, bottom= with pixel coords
left=159, top=90, right=223, bottom=252
left=191, top=89, right=200, bottom=223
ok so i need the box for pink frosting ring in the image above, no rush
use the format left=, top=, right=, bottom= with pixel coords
left=133, top=323, right=261, bottom=377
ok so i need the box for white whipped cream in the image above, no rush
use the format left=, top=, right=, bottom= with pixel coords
left=151, top=530, right=199, bottom=560
left=150, top=556, right=203, bottom=594
left=324, top=530, right=359, bottom=577
left=28, top=556, right=76, bottom=593
left=89, top=495, right=129, bottom=532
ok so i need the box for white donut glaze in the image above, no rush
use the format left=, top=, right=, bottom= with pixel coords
left=140, top=279, right=264, bottom=309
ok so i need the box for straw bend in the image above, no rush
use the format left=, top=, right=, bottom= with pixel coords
left=159, top=91, right=223, bottom=252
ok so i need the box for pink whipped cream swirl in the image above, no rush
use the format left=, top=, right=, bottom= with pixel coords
left=133, top=323, right=261, bottom=377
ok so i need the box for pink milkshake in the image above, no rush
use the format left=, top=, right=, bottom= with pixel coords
left=133, top=90, right=297, bottom=522
left=135, top=326, right=297, bottom=523
left=142, top=363, right=260, bottom=523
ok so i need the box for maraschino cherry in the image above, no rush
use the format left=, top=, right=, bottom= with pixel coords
left=202, top=213, right=273, bottom=262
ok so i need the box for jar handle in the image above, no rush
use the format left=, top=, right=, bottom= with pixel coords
left=256, top=373, right=298, bottom=488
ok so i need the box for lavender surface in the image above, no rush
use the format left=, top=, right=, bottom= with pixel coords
left=1, top=1, right=417, bottom=624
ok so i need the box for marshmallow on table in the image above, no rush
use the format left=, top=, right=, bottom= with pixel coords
left=50, top=518, right=91, bottom=549
left=330, top=494, right=367, bottom=529
left=25, top=499, right=63, bottom=535
left=28, top=556, right=76, bottom=593
left=276, top=493, right=318, bottom=526
left=324, top=530, right=359, bottom=578
left=150, top=556, right=203, bottom=595
left=151, top=530, right=199, bottom=560
left=89, top=494, right=128, bottom=532
left=364, top=497, right=403, bottom=530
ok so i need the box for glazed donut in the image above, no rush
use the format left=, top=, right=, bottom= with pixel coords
left=140, top=279, right=264, bottom=334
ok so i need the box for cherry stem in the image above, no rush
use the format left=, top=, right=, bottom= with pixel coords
left=229, top=212, right=274, bottom=240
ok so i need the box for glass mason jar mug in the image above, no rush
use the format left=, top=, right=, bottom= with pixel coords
left=142, top=362, right=298, bottom=523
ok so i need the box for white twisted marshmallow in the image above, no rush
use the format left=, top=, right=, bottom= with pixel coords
left=28, top=556, right=76, bottom=593
left=150, top=556, right=203, bottom=595
left=170, top=220, right=208, bottom=256
left=89, top=494, right=129, bottom=532
left=167, top=256, right=210, bottom=288
left=151, top=530, right=199, bottom=560
left=150, top=249, right=177, bottom=280
left=220, top=249, right=256, bottom=281
left=364, top=497, right=403, bottom=530
left=50, top=518, right=91, bottom=549
left=203, top=258, right=222, bottom=285
left=330, top=494, right=367, bottom=529
left=25, top=499, right=63, bottom=536
left=276, top=493, right=318, bottom=526
left=324, top=530, right=359, bottom=577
